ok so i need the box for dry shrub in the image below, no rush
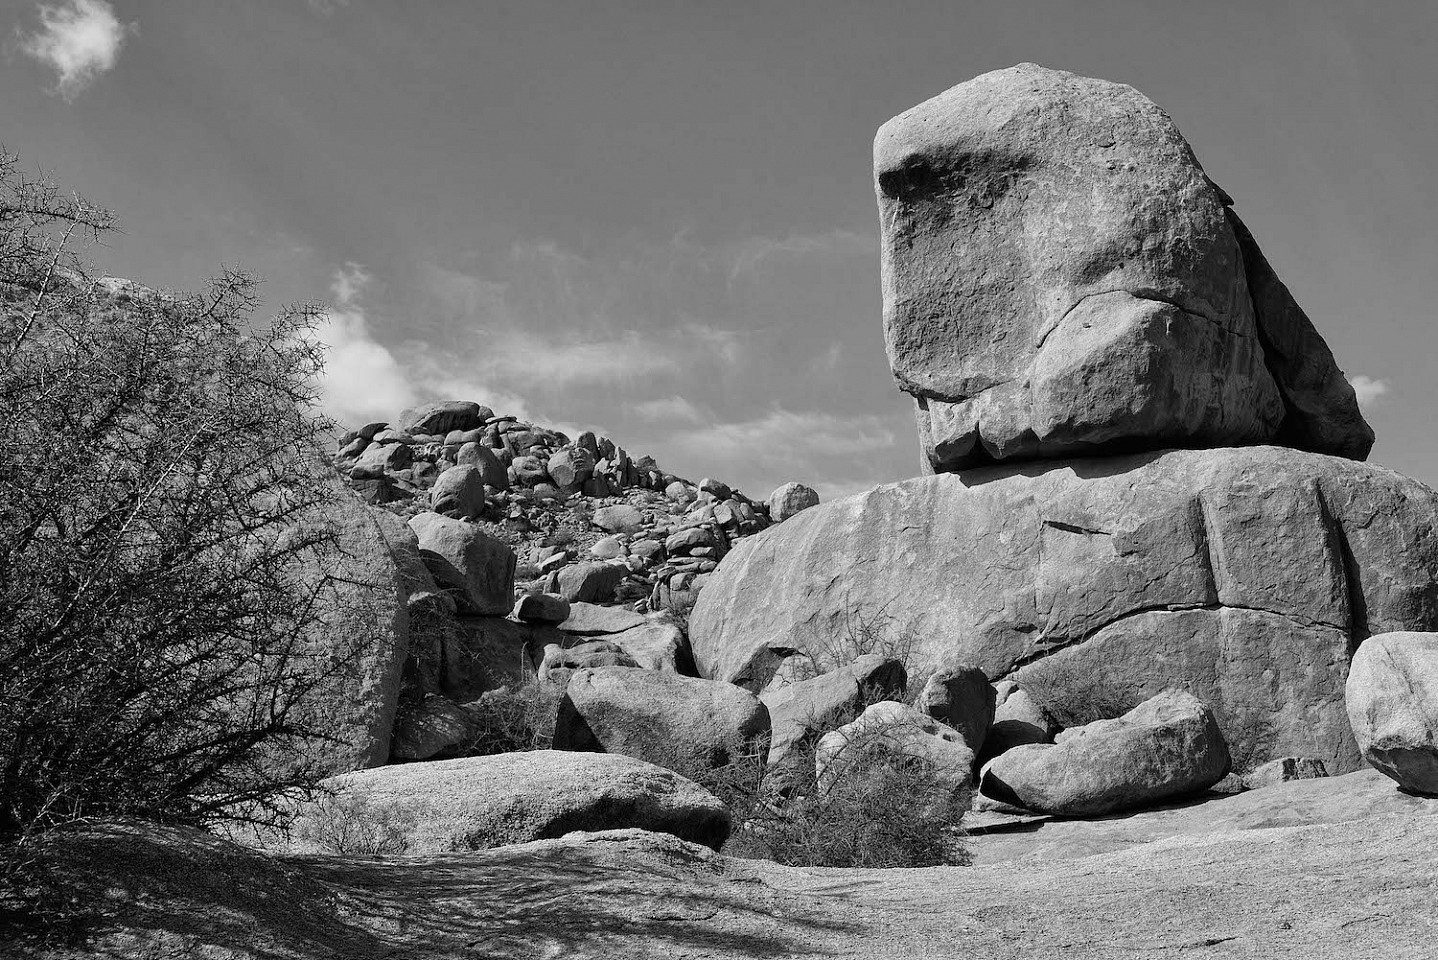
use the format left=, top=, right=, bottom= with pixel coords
left=292, top=787, right=417, bottom=856
left=783, top=597, right=925, bottom=697
left=458, top=680, right=563, bottom=756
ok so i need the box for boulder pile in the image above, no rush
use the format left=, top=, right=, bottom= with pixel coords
left=690, top=62, right=1438, bottom=792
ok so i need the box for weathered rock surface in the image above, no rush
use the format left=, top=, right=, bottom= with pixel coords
left=1242, top=756, right=1328, bottom=791
left=982, top=683, right=1057, bottom=762
left=390, top=693, right=474, bottom=762
left=553, top=667, right=770, bottom=775
left=396, top=400, right=491, bottom=436
left=916, top=658, right=995, bottom=756
left=537, top=640, right=639, bottom=686
left=299, top=752, right=730, bottom=852
left=428, top=464, right=486, bottom=519
left=816, top=700, right=974, bottom=815
left=875, top=63, right=1371, bottom=470
left=287, top=476, right=410, bottom=775
left=980, top=690, right=1230, bottom=816
left=1346, top=631, right=1438, bottom=794
left=692, top=446, right=1438, bottom=773
left=408, top=511, right=516, bottom=615
left=759, top=655, right=906, bottom=772
left=513, top=592, right=571, bottom=624
left=767, top=481, right=820, bottom=522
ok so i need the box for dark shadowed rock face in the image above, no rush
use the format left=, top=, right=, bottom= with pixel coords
left=875, top=63, right=1371, bottom=471
left=690, top=446, right=1438, bottom=773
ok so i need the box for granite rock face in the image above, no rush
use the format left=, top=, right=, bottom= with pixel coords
left=979, top=689, right=1230, bottom=816
left=1346, top=631, right=1438, bottom=794
left=299, top=751, right=730, bottom=852
left=690, top=446, right=1438, bottom=773
left=875, top=63, right=1371, bottom=471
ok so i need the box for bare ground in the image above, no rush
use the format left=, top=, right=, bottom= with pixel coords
left=19, top=771, right=1438, bottom=960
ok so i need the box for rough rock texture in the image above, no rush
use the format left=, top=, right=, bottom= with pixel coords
left=1346, top=631, right=1438, bottom=794
left=553, top=667, right=770, bottom=774
left=606, top=619, right=692, bottom=674
left=408, top=511, right=516, bottom=615
left=396, top=400, right=491, bottom=436
left=980, top=690, right=1230, bottom=816
left=548, top=561, right=628, bottom=603
left=428, top=464, right=486, bottom=519
left=815, top=700, right=975, bottom=815
left=283, top=481, right=410, bottom=776
left=537, top=640, right=639, bottom=686
left=758, top=655, right=906, bottom=772
left=875, top=63, right=1371, bottom=470
left=513, top=592, right=571, bottom=624
left=692, top=446, right=1438, bottom=773
left=299, top=752, right=730, bottom=852
left=916, top=658, right=995, bottom=756
left=767, top=482, right=820, bottom=522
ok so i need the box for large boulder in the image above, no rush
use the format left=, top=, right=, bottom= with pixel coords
left=296, top=751, right=730, bottom=852
left=916, top=658, right=995, bottom=756
left=549, top=561, right=628, bottom=603
left=428, top=464, right=486, bottom=519
left=816, top=700, right=975, bottom=816
left=396, top=400, right=491, bottom=436
left=456, top=442, right=508, bottom=489
left=691, top=446, right=1438, bottom=773
left=979, top=689, right=1230, bottom=816
left=553, top=667, right=771, bottom=777
left=767, top=482, right=820, bottom=523
left=408, top=511, right=516, bottom=615
left=1346, top=631, right=1438, bottom=794
left=284, top=476, right=410, bottom=775
left=875, top=63, right=1371, bottom=471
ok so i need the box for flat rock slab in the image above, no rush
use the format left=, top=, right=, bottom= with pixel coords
left=970, top=768, right=1438, bottom=864
left=39, top=803, right=1438, bottom=959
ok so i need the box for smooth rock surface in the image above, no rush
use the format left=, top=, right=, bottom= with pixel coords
left=553, top=667, right=770, bottom=775
left=980, top=690, right=1230, bottom=816
left=299, top=752, right=730, bottom=852
left=428, top=464, right=486, bottom=519
left=1346, top=631, right=1438, bottom=794
left=691, top=446, right=1438, bottom=773
left=758, top=655, right=906, bottom=771
left=876, top=63, right=1371, bottom=470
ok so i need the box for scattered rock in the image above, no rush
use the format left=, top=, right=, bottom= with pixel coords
left=1345, top=631, right=1438, bottom=795
left=513, top=592, right=571, bottom=625
left=980, top=689, right=1231, bottom=816
left=593, top=504, right=645, bottom=534
left=549, top=561, right=628, bottom=603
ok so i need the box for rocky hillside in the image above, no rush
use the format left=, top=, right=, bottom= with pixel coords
left=332, top=398, right=819, bottom=613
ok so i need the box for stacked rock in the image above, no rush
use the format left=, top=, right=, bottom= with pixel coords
left=689, top=63, right=1438, bottom=782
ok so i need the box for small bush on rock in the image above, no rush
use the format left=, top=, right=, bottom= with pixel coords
left=460, top=681, right=563, bottom=755
left=293, top=788, right=418, bottom=856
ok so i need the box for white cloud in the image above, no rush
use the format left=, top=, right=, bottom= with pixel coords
left=312, top=264, right=416, bottom=426
left=1349, top=374, right=1388, bottom=406
left=663, top=408, right=899, bottom=499
left=17, top=0, right=134, bottom=101
left=727, top=230, right=878, bottom=284
left=632, top=395, right=706, bottom=424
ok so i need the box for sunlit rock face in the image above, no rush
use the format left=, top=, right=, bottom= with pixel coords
left=875, top=63, right=1372, bottom=472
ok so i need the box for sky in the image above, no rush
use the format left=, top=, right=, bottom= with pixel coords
left=2, top=0, right=1435, bottom=500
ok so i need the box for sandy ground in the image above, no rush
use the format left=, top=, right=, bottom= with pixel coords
left=23, top=771, right=1438, bottom=960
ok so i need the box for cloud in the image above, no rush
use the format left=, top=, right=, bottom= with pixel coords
left=17, top=0, right=134, bottom=101
left=305, top=0, right=349, bottom=14
left=1348, top=374, right=1388, bottom=406
left=727, top=230, right=878, bottom=284
left=662, top=408, right=900, bottom=499
left=633, top=395, right=706, bottom=424
left=312, top=263, right=417, bottom=426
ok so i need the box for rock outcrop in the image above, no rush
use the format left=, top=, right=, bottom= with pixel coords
left=691, top=446, right=1438, bottom=773
left=979, top=689, right=1230, bottom=816
left=553, top=666, right=771, bottom=775
left=875, top=63, right=1371, bottom=471
left=1346, top=631, right=1438, bottom=794
left=294, top=751, right=730, bottom=852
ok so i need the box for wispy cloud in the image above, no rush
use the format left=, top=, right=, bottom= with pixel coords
left=727, top=230, right=878, bottom=284
left=1349, top=374, right=1388, bottom=407
left=17, top=0, right=134, bottom=101
left=633, top=395, right=706, bottom=424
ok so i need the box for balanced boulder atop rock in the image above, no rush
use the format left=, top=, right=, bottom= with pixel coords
left=1346, top=631, right=1438, bottom=795
left=767, top=482, right=820, bottom=523
left=980, top=689, right=1230, bottom=816
left=875, top=63, right=1371, bottom=471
